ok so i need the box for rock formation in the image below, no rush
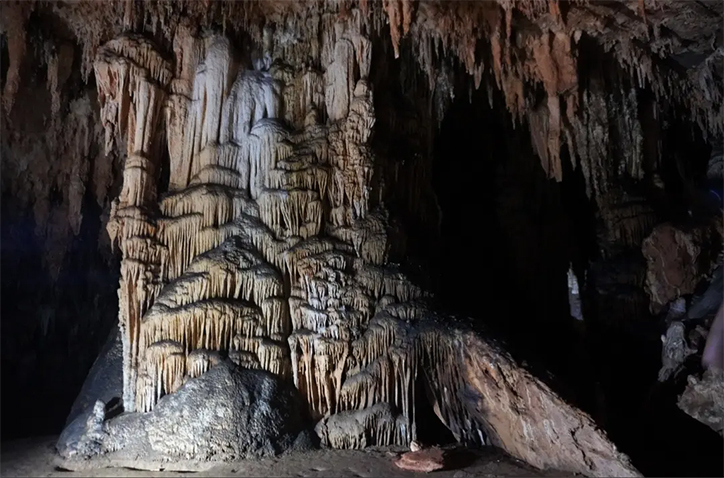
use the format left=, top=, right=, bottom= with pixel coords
left=678, top=368, right=724, bottom=436
left=43, top=6, right=639, bottom=475
left=59, top=361, right=314, bottom=468
left=1, top=0, right=722, bottom=476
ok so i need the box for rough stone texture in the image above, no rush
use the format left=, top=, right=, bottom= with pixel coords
left=58, top=361, right=313, bottom=468
left=459, top=332, right=641, bottom=478
left=57, top=326, right=123, bottom=457
left=642, top=222, right=722, bottom=314
left=658, top=321, right=696, bottom=382
left=395, top=447, right=446, bottom=473
left=678, top=368, right=724, bottom=436
left=60, top=400, right=108, bottom=460
left=66, top=326, right=123, bottom=426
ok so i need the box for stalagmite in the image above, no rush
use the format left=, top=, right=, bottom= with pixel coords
left=315, top=402, right=410, bottom=448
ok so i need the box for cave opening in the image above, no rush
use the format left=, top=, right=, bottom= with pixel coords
left=427, top=68, right=723, bottom=476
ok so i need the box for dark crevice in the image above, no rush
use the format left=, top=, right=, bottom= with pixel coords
left=428, top=59, right=723, bottom=476
left=414, top=372, right=457, bottom=446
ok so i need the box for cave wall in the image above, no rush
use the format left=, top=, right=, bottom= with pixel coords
left=424, top=24, right=722, bottom=477
left=1, top=10, right=122, bottom=439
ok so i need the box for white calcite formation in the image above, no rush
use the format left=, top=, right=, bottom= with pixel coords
left=91, top=10, right=641, bottom=477
left=97, top=16, right=457, bottom=448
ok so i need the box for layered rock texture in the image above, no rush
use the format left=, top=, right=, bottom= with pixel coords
left=53, top=22, right=637, bottom=475
left=1, top=0, right=722, bottom=477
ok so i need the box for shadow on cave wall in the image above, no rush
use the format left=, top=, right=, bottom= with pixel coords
left=0, top=17, right=121, bottom=440
left=0, top=187, right=120, bottom=441
left=0, top=194, right=119, bottom=440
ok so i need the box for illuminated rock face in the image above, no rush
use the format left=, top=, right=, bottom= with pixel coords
left=97, top=23, right=439, bottom=445
left=82, top=12, right=642, bottom=477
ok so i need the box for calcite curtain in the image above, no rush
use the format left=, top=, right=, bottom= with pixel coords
left=97, top=12, right=483, bottom=448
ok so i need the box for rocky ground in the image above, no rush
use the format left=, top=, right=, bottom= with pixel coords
left=1, top=436, right=575, bottom=478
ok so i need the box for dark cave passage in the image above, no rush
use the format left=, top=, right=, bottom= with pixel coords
left=0, top=184, right=120, bottom=441
left=433, top=80, right=722, bottom=476
left=429, top=86, right=594, bottom=404
left=428, top=83, right=723, bottom=477
left=413, top=372, right=457, bottom=447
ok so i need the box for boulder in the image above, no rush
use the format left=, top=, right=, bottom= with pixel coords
left=58, top=361, right=315, bottom=470
left=642, top=222, right=721, bottom=314
left=57, top=325, right=123, bottom=457
left=678, top=368, right=724, bottom=435
left=459, top=332, right=641, bottom=477
left=658, top=320, right=697, bottom=382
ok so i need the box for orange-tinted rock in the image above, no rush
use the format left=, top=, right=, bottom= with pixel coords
left=459, top=332, right=641, bottom=477
left=395, top=447, right=446, bottom=473
left=642, top=222, right=721, bottom=314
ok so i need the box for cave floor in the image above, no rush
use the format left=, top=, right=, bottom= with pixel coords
left=1, top=436, right=575, bottom=477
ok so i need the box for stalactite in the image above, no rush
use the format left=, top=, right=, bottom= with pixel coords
left=186, top=349, right=222, bottom=379
left=135, top=233, right=289, bottom=411
left=94, top=34, right=173, bottom=411
left=136, top=340, right=187, bottom=412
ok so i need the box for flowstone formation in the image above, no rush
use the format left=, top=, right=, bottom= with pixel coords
left=53, top=17, right=644, bottom=476
left=96, top=21, right=456, bottom=446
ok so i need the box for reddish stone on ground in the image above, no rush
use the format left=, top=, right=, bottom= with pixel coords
left=395, top=447, right=446, bottom=473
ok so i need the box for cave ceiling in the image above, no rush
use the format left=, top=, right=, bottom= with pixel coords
left=3, top=1, right=722, bottom=140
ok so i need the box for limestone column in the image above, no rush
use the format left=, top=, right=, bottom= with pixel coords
left=94, top=35, right=172, bottom=411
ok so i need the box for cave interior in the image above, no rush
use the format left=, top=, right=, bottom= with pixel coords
left=1, top=1, right=723, bottom=477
